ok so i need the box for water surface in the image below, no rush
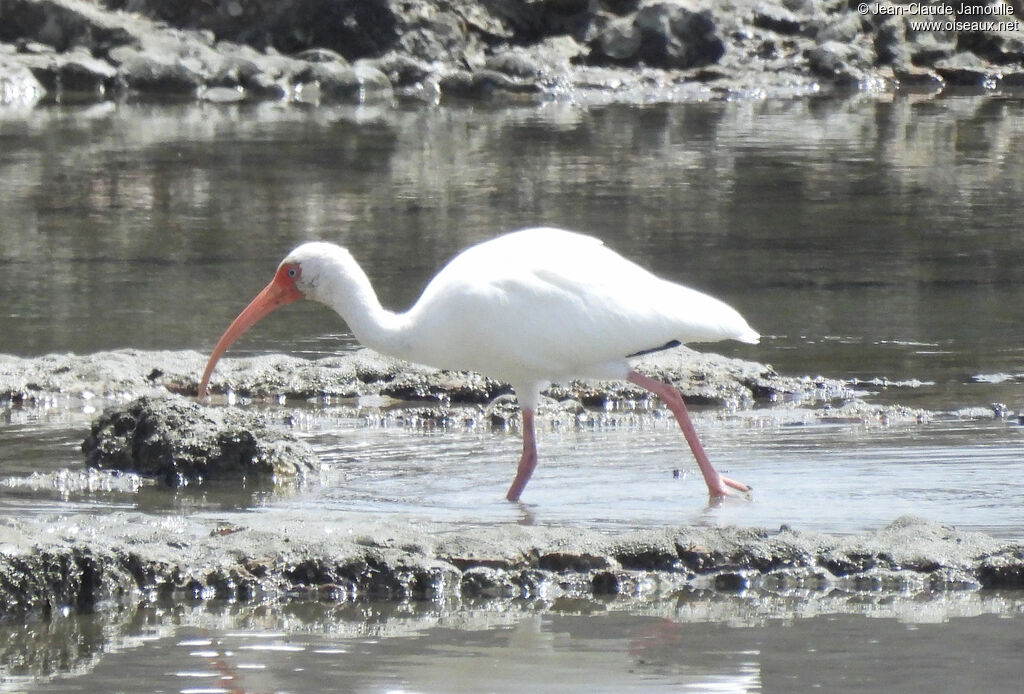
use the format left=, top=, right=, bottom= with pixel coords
left=9, top=595, right=1024, bottom=694
left=3, top=94, right=1024, bottom=534
left=3, top=96, right=1024, bottom=405
left=2, top=94, right=1024, bottom=692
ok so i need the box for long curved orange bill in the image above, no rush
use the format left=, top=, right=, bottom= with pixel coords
left=198, top=272, right=302, bottom=397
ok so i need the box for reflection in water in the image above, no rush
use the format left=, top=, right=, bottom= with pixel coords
left=4, top=592, right=1023, bottom=693
left=2, top=96, right=1024, bottom=406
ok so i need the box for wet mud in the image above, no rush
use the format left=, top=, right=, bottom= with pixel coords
left=0, top=345, right=861, bottom=408
left=0, top=511, right=1021, bottom=625
left=82, top=395, right=319, bottom=486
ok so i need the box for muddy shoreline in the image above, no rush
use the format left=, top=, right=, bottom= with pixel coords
left=1, top=347, right=1021, bottom=621
left=1, top=510, right=1022, bottom=624
left=3, top=0, right=1024, bottom=108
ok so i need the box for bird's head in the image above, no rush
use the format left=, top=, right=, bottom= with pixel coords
left=197, top=242, right=345, bottom=397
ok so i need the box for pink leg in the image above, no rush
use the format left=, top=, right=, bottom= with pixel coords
left=506, top=407, right=537, bottom=502
left=627, top=370, right=749, bottom=498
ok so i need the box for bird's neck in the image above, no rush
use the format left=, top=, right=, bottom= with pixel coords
left=316, top=253, right=408, bottom=357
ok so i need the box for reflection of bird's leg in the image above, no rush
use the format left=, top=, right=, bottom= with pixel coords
left=506, top=408, right=537, bottom=502
left=627, top=371, right=749, bottom=497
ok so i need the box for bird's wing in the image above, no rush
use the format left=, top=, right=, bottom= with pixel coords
left=406, top=228, right=757, bottom=380
left=523, top=249, right=757, bottom=350
left=493, top=228, right=758, bottom=346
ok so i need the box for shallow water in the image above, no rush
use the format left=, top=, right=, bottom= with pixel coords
left=7, top=595, right=1024, bottom=694
left=4, top=406, right=1024, bottom=537
left=3, top=94, right=1024, bottom=691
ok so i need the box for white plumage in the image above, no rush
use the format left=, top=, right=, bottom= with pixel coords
left=199, top=227, right=758, bottom=501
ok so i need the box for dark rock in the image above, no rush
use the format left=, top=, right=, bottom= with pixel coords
left=81, top=395, right=319, bottom=486
left=396, top=10, right=475, bottom=64
left=614, top=542, right=681, bottom=571
left=364, top=51, right=434, bottom=87
left=815, top=11, right=864, bottom=44
left=954, top=18, right=1024, bottom=64
left=874, top=18, right=909, bottom=66
left=538, top=552, right=612, bottom=573
left=632, top=2, right=725, bottom=69
left=482, top=37, right=584, bottom=80
left=0, top=0, right=136, bottom=53
left=439, top=69, right=540, bottom=99
left=294, top=58, right=392, bottom=103
left=906, top=23, right=957, bottom=66
left=935, top=53, right=997, bottom=86
left=110, top=46, right=205, bottom=94
left=0, top=549, right=134, bottom=619
left=53, top=49, right=117, bottom=95
left=977, top=553, right=1024, bottom=588
left=243, top=71, right=288, bottom=99
left=295, top=60, right=360, bottom=101
left=103, top=0, right=401, bottom=59
left=714, top=571, right=750, bottom=591
left=461, top=566, right=521, bottom=598
left=753, top=3, right=803, bottom=36
left=484, top=51, right=545, bottom=78
left=591, top=570, right=623, bottom=595
left=486, top=0, right=594, bottom=39
left=806, top=39, right=872, bottom=85
left=596, top=16, right=642, bottom=61
left=894, top=66, right=944, bottom=90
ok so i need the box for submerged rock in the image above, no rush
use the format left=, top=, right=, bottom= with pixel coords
left=81, top=395, right=319, bottom=486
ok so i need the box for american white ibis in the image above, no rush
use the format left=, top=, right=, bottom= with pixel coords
left=198, top=227, right=759, bottom=501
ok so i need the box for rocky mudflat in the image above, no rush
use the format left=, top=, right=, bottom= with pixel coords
left=0, top=345, right=1016, bottom=620
left=3, top=0, right=1024, bottom=107
left=0, top=510, right=1022, bottom=623
left=46, top=345, right=938, bottom=488
left=0, top=345, right=878, bottom=410
left=81, top=395, right=320, bottom=486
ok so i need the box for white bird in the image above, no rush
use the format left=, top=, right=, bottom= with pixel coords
left=198, top=227, right=759, bottom=501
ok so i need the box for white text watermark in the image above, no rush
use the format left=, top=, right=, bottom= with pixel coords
left=857, top=2, right=1020, bottom=31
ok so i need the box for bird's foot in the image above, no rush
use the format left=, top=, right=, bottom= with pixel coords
left=708, top=474, right=751, bottom=498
